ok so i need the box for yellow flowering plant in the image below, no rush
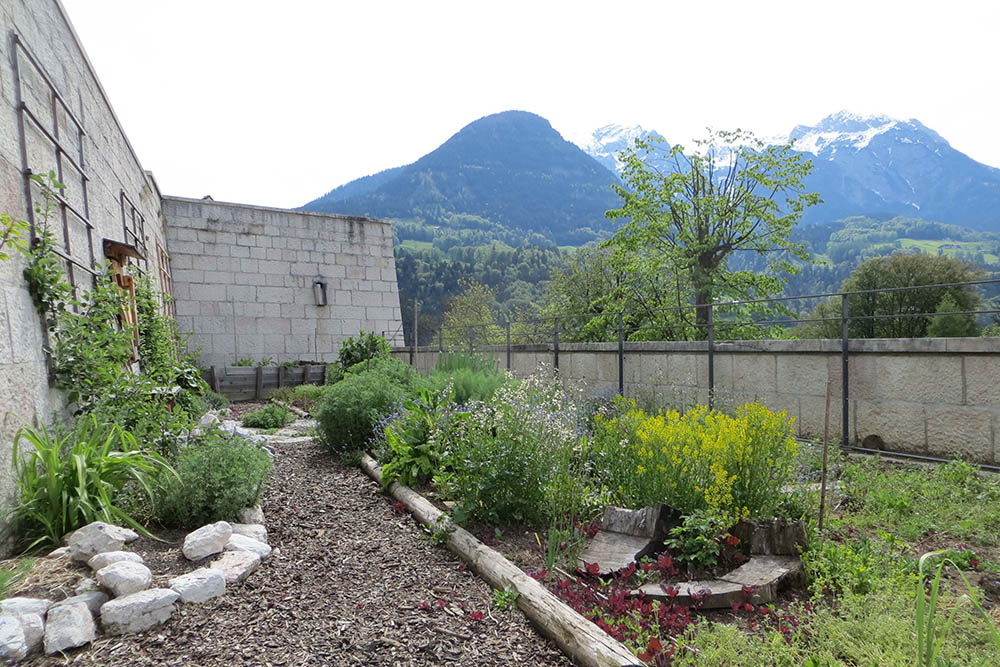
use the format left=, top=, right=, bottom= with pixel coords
left=591, top=400, right=797, bottom=522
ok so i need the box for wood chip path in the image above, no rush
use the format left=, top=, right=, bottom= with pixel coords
left=30, top=431, right=572, bottom=665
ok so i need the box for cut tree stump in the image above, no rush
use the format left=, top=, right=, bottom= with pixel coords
left=731, top=519, right=807, bottom=556
left=359, top=454, right=640, bottom=667
left=578, top=504, right=680, bottom=575
left=632, top=555, right=803, bottom=609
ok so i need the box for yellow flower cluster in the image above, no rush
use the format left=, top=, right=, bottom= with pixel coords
left=594, top=402, right=797, bottom=520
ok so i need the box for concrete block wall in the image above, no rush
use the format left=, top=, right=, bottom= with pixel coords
left=163, top=196, right=403, bottom=368
left=398, top=338, right=1000, bottom=464
left=0, top=0, right=170, bottom=549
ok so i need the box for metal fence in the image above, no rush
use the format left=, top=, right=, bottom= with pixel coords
left=403, top=279, right=1000, bottom=469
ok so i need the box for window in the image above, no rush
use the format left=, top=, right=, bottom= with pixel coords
left=120, top=191, right=148, bottom=273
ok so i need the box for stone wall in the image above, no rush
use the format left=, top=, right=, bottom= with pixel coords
left=396, top=337, right=1000, bottom=464
left=163, top=196, right=403, bottom=368
left=0, top=0, right=170, bottom=548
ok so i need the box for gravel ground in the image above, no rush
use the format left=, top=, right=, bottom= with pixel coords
left=26, top=433, right=572, bottom=666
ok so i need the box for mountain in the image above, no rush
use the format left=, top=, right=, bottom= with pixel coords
left=580, top=124, right=667, bottom=174
left=584, top=112, right=1000, bottom=232
left=302, top=111, right=622, bottom=246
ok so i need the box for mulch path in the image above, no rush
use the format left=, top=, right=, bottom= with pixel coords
left=26, top=433, right=572, bottom=665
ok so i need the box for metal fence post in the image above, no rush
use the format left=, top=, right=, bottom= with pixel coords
left=438, top=326, right=443, bottom=353
left=707, top=303, right=715, bottom=410
left=505, top=317, right=511, bottom=371
left=553, top=320, right=560, bottom=370
left=841, top=294, right=850, bottom=449
left=617, top=311, right=625, bottom=396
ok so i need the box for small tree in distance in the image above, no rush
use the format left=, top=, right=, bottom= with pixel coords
left=441, top=279, right=503, bottom=351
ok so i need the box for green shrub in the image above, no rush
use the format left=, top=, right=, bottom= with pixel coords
left=316, top=371, right=407, bottom=455
left=270, top=386, right=295, bottom=404
left=422, top=366, right=507, bottom=404
left=325, top=362, right=344, bottom=385
left=200, top=390, right=229, bottom=411
left=12, top=415, right=174, bottom=549
left=242, top=404, right=294, bottom=429
left=344, top=356, right=418, bottom=388
left=90, top=375, right=196, bottom=457
left=154, top=434, right=271, bottom=527
left=379, top=390, right=446, bottom=488
left=437, top=373, right=592, bottom=525
left=338, top=331, right=391, bottom=369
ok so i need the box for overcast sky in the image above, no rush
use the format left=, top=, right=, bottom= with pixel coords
left=60, top=0, right=1000, bottom=210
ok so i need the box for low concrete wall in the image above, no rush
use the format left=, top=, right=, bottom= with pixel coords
left=395, top=337, right=1000, bottom=464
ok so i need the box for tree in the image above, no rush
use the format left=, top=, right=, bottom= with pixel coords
left=801, top=253, right=982, bottom=338
left=441, top=279, right=503, bottom=351
left=603, top=131, right=820, bottom=339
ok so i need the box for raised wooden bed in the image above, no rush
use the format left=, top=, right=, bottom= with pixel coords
left=203, top=364, right=327, bottom=400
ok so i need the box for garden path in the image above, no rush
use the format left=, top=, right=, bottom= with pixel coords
left=30, top=433, right=571, bottom=666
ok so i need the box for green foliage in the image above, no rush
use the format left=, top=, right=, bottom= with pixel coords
left=926, top=294, right=978, bottom=337
left=338, top=331, right=391, bottom=369
left=491, top=585, right=519, bottom=610
left=982, top=323, right=1000, bottom=337
left=48, top=269, right=134, bottom=410
left=11, top=416, right=174, bottom=549
left=803, top=253, right=983, bottom=338
left=344, top=356, right=419, bottom=389
left=20, top=173, right=71, bottom=317
left=803, top=536, right=909, bottom=596
left=0, top=560, right=34, bottom=599
left=0, top=212, right=29, bottom=262
left=590, top=400, right=798, bottom=522
left=202, top=390, right=230, bottom=411
left=234, top=358, right=253, bottom=367
left=601, top=130, right=818, bottom=340
left=241, top=404, right=294, bottom=429
left=422, top=354, right=506, bottom=403
left=256, top=357, right=274, bottom=367
left=664, top=511, right=728, bottom=569
left=379, top=390, right=444, bottom=489
left=833, top=459, right=1000, bottom=545
left=441, top=278, right=503, bottom=349
left=154, top=433, right=271, bottom=528
left=316, top=371, right=408, bottom=455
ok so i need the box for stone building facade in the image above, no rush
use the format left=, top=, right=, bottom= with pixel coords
left=0, top=0, right=402, bottom=546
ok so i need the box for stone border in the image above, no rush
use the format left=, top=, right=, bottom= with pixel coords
left=359, top=454, right=639, bottom=667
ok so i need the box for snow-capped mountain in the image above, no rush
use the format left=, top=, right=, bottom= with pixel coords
left=579, top=112, right=1000, bottom=231
left=580, top=124, right=666, bottom=174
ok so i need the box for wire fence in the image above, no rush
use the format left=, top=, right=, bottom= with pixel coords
left=401, top=279, right=1000, bottom=469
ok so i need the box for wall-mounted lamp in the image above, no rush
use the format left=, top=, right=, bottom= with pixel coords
left=313, top=280, right=328, bottom=307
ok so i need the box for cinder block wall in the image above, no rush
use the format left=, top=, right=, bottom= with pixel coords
left=163, top=196, right=404, bottom=368
left=397, top=338, right=1000, bottom=464
left=0, top=0, right=170, bottom=549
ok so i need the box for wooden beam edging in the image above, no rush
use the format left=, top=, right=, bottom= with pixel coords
left=359, top=454, right=641, bottom=667
left=270, top=399, right=310, bottom=419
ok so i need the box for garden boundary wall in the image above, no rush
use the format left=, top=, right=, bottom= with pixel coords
left=0, top=0, right=171, bottom=551
left=164, top=196, right=404, bottom=369
left=394, top=337, right=1000, bottom=465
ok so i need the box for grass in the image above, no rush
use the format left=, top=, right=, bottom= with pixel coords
left=0, top=559, right=34, bottom=599
left=898, top=238, right=999, bottom=264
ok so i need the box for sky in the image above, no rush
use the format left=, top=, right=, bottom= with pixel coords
left=60, top=0, right=1000, bottom=210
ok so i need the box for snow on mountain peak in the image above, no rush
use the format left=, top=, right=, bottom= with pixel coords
left=579, top=124, right=660, bottom=173
left=785, top=111, right=902, bottom=157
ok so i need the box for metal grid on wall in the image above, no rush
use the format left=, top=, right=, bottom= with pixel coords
left=11, top=30, right=95, bottom=293
left=156, top=240, right=174, bottom=316
left=120, top=190, right=147, bottom=272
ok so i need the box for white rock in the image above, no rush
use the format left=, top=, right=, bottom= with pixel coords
left=88, top=550, right=143, bottom=571
left=100, top=589, right=179, bottom=635
left=219, top=419, right=239, bottom=436
left=168, top=568, right=226, bottom=603
left=52, top=592, right=109, bottom=616
left=238, top=505, right=265, bottom=525
left=74, top=578, right=100, bottom=594
left=225, top=534, right=272, bottom=560
left=18, top=613, right=43, bottom=654
left=43, top=603, right=95, bottom=654
left=66, top=522, right=139, bottom=562
left=198, top=412, right=220, bottom=429
left=0, top=615, right=27, bottom=661
left=231, top=523, right=268, bottom=543
left=0, top=598, right=52, bottom=618
left=46, top=546, right=70, bottom=558
left=209, top=550, right=261, bottom=584
left=182, top=521, right=233, bottom=561
left=96, top=561, right=152, bottom=597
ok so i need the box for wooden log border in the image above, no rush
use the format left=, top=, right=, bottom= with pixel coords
left=360, top=454, right=641, bottom=667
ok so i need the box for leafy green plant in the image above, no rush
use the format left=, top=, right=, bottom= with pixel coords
left=11, top=415, right=174, bottom=549
left=241, top=404, right=293, bottom=429
left=234, top=358, right=253, bottom=367
left=492, top=585, right=519, bottom=610
left=316, top=371, right=408, bottom=455
left=344, top=356, right=419, bottom=389
left=20, top=172, right=71, bottom=318
left=379, top=390, right=445, bottom=488
left=154, top=433, right=272, bottom=528
left=256, top=357, right=274, bottom=367
left=0, top=213, right=29, bottom=262
left=201, top=390, right=230, bottom=411
left=338, top=331, right=391, bottom=369
left=916, top=550, right=1000, bottom=666
left=664, top=511, right=728, bottom=569
left=423, top=514, right=454, bottom=545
